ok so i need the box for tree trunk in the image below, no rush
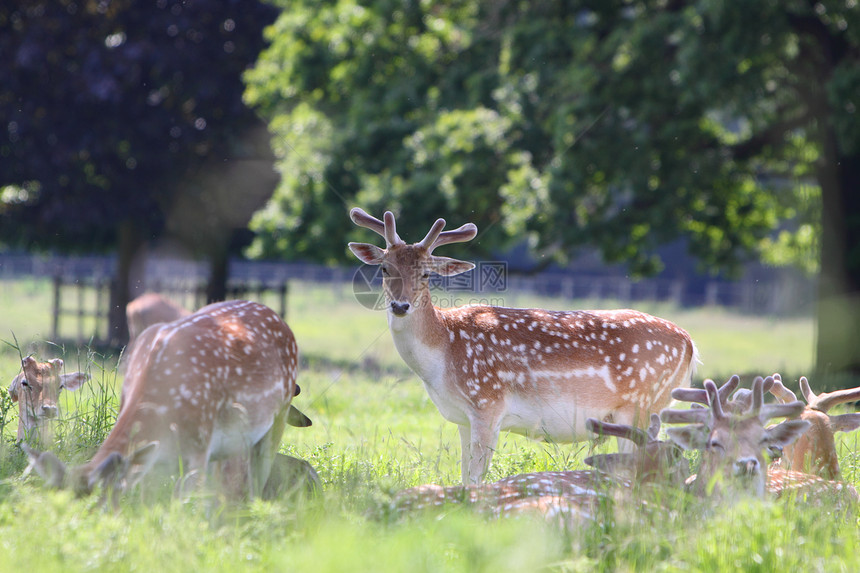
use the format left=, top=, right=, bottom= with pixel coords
left=814, top=144, right=860, bottom=384
left=206, top=245, right=230, bottom=304
left=108, top=220, right=143, bottom=346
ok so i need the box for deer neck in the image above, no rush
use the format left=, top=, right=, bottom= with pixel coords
left=387, top=289, right=448, bottom=383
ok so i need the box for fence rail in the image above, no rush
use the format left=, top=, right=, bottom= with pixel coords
left=1, top=253, right=816, bottom=346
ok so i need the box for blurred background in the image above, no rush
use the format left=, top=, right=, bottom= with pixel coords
left=1, top=0, right=858, bottom=384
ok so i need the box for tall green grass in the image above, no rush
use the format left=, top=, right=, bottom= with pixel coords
left=0, top=276, right=857, bottom=573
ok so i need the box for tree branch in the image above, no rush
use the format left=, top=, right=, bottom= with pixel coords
left=729, top=112, right=812, bottom=161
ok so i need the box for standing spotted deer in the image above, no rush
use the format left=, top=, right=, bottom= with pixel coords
left=24, top=300, right=299, bottom=500
left=348, top=208, right=699, bottom=483
left=8, top=357, right=89, bottom=444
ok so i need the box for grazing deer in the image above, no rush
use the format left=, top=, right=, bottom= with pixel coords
left=8, top=357, right=89, bottom=444
left=24, top=300, right=299, bottom=500
left=768, top=374, right=860, bottom=480
left=661, top=376, right=810, bottom=497
left=348, top=208, right=698, bottom=483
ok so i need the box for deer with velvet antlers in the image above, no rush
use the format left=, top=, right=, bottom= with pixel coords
left=348, top=208, right=699, bottom=483
left=391, top=414, right=685, bottom=523
left=769, top=373, right=860, bottom=480
left=661, top=376, right=811, bottom=497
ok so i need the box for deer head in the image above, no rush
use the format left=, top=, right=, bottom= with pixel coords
left=661, top=376, right=810, bottom=497
left=9, top=357, right=88, bottom=444
left=584, top=414, right=687, bottom=485
left=348, top=208, right=477, bottom=317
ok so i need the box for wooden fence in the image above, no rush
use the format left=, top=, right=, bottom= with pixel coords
left=50, top=275, right=289, bottom=346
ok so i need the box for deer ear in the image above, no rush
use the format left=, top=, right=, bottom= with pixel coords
left=429, top=256, right=475, bottom=277
left=348, top=242, right=386, bottom=265
left=584, top=453, right=637, bottom=479
left=764, top=419, right=811, bottom=449
left=128, top=441, right=160, bottom=467
left=60, top=372, right=89, bottom=391
left=286, top=405, right=313, bottom=428
left=22, top=444, right=67, bottom=488
left=829, top=413, right=860, bottom=434
left=666, top=425, right=709, bottom=451
left=8, top=374, right=21, bottom=402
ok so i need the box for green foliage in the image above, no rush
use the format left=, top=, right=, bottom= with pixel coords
left=244, top=0, right=858, bottom=278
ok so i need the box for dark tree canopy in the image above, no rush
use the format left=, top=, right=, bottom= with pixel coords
left=0, top=0, right=278, bottom=339
left=0, top=0, right=276, bottom=245
left=246, top=0, right=860, bottom=378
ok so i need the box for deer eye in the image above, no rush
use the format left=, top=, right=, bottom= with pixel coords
left=20, top=378, right=30, bottom=388
left=707, top=439, right=724, bottom=452
left=381, top=266, right=390, bottom=276
left=422, top=271, right=430, bottom=279
left=766, top=445, right=783, bottom=461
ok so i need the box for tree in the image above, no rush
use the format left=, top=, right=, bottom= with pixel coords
left=245, top=0, right=859, bottom=380
left=0, top=0, right=277, bottom=342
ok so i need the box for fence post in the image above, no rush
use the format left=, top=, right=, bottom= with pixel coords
left=279, top=282, right=288, bottom=320
left=52, top=274, right=62, bottom=341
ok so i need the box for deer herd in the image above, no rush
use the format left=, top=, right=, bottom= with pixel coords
left=7, top=208, right=860, bottom=522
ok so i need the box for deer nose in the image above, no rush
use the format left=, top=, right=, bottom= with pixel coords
left=734, top=457, right=760, bottom=476
left=41, top=405, right=58, bottom=418
left=390, top=302, right=410, bottom=316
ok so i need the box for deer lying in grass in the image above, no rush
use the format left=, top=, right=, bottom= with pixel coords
left=391, top=414, right=685, bottom=523
left=24, top=300, right=300, bottom=500
left=768, top=373, right=860, bottom=480
left=8, top=357, right=89, bottom=444
left=349, top=208, right=698, bottom=483
left=661, top=376, right=811, bottom=497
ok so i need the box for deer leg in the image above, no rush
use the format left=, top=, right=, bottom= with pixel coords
left=463, top=419, right=501, bottom=484
left=458, top=425, right=472, bottom=484
left=251, top=404, right=291, bottom=498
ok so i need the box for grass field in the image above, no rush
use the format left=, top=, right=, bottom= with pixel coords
left=1, top=277, right=858, bottom=572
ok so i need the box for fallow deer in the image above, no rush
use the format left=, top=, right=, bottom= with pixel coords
left=661, top=376, right=810, bottom=497
left=348, top=208, right=699, bottom=483
left=121, top=293, right=192, bottom=373
left=24, top=300, right=299, bottom=500
left=391, top=414, right=685, bottom=523
left=769, top=373, right=860, bottom=480
left=8, top=357, right=89, bottom=444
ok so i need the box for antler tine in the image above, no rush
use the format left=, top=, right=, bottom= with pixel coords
left=811, top=381, right=860, bottom=413
left=660, top=407, right=710, bottom=425
left=799, top=376, right=816, bottom=405
left=671, top=375, right=739, bottom=406
left=705, top=380, right=726, bottom=421
left=750, top=376, right=764, bottom=416
left=350, top=207, right=386, bottom=237
left=760, top=400, right=806, bottom=421
left=769, top=373, right=798, bottom=404
left=382, top=211, right=405, bottom=246
left=428, top=223, right=478, bottom=253
left=586, top=417, right=648, bottom=448
left=416, top=218, right=446, bottom=250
